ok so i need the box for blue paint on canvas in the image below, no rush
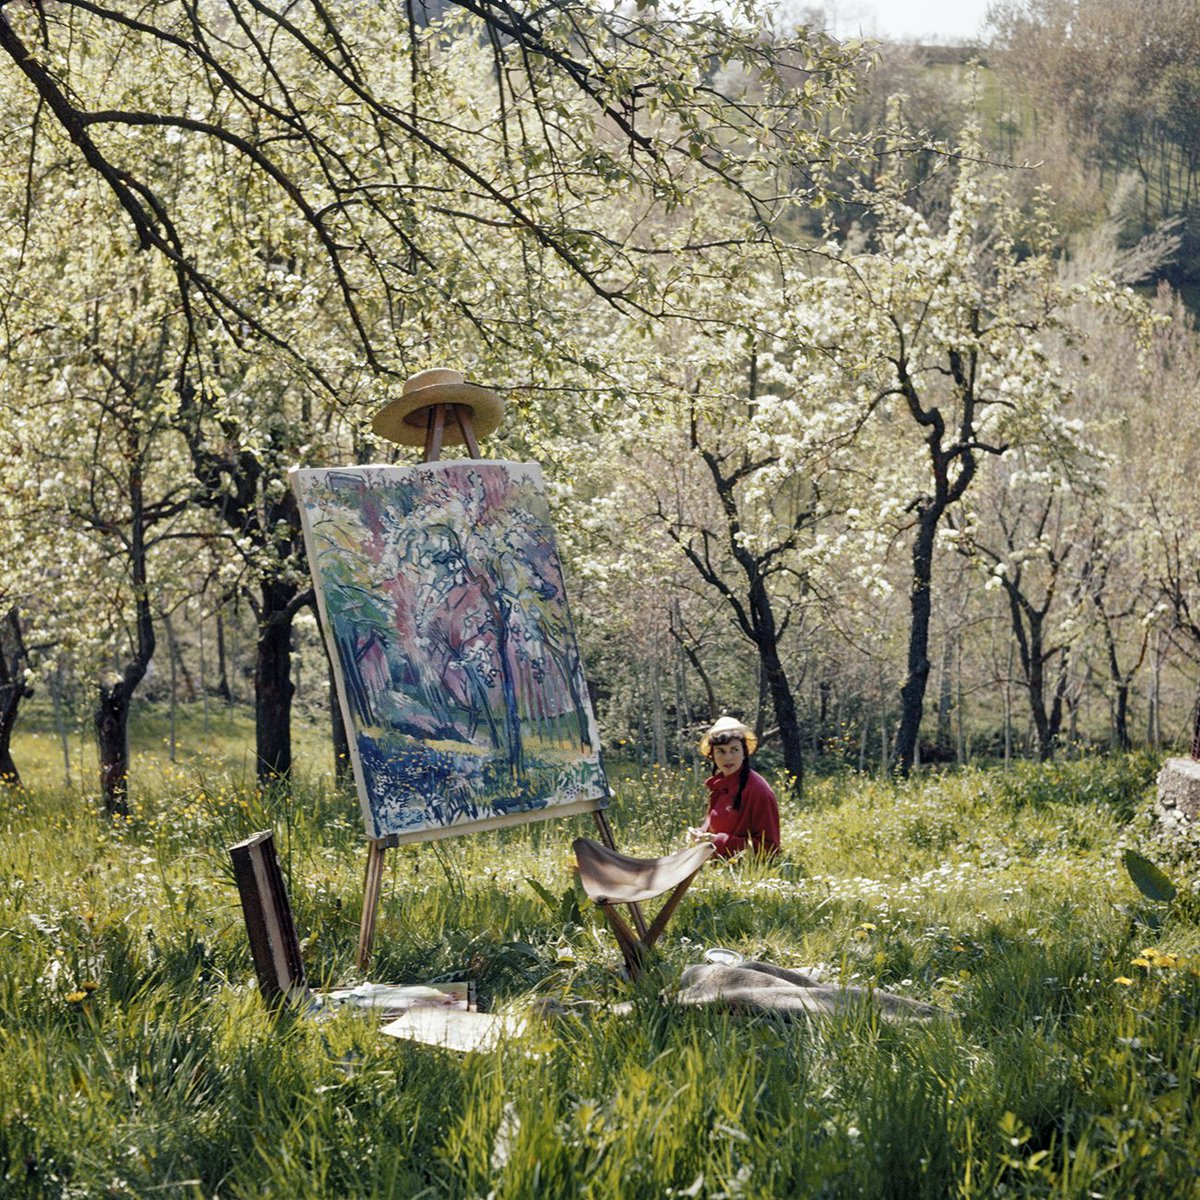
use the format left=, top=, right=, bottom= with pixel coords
left=292, top=461, right=608, bottom=840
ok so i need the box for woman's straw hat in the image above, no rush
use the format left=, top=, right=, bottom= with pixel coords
left=372, top=368, right=505, bottom=447
left=698, top=716, right=758, bottom=758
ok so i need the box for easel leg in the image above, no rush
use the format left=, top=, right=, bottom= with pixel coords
left=592, top=809, right=649, bottom=940
left=592, top=807, right=619, bottom=850
left=357, top=839, right=388, bottom=971
left=423, top=405, right=447, bottom=461
left=453, top=404, right=481, bottom=457
left=355, top=404, right=479, bottom=969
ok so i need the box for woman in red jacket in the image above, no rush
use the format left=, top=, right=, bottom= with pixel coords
left=688, top=716, right=781, bottom=859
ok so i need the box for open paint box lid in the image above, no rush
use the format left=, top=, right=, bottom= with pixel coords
left=703, top=947, right=744, bottom=966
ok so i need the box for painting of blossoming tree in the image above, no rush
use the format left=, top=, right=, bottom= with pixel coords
left=291, top=461, right=609, bottom=842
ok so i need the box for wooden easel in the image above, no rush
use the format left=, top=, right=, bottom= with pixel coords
left=355, top=401, right=644, bottom=969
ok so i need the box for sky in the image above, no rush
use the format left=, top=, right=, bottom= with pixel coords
left=823, top=0, right=996, bottom=44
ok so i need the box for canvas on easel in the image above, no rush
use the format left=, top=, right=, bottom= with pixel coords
left=291, top=459, right=610, bottom=844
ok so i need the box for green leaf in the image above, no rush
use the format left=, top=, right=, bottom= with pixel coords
left=525, top=876, right=560, bottom=911
left=559, top=886, right=582, bottom=926
left=1123, top=849, right=1177, bottom=903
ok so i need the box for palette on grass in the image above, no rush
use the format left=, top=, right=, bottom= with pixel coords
left=320, top=981, right=475, bottom=1020
left=380, top=1007, right=526, bottom=1053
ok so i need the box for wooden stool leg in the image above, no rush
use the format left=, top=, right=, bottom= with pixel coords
left=602, top=903, right=647, bottom=978
left=643, top=874, right=702, bottom=948
left=357, top=839, right=388, bottom=971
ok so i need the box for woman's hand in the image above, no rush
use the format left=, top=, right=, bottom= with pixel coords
left=688, top=826, right=716, bottom=844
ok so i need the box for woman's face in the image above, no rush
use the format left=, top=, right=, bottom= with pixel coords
left=711, top=736, right=746, bottom=777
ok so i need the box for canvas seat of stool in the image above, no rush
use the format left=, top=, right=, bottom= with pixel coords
left=573, top=838, right=714, bottom=975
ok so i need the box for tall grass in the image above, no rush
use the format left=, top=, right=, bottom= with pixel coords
left=2, top=740, right=1198, bottom=1198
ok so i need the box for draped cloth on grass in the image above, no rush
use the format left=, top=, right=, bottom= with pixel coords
left=384, top=962, right=949, bottom=1054
left=673, top=960, right=946, bottom=1022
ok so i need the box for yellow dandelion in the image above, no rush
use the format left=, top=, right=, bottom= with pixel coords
left=1130, top=956, right=1151, bottom=968
left=952, top=945, right=966, bottom=952
left=1139, top=948, right=1160, bottom=960
left=1114, top=976, right=1135, bottom=986
left=81, top=981, right=99, bottom=993
left=65, top=991, right=88, bottom=1004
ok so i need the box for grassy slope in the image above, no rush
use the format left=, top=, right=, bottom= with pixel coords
left=2, top=723, right=1198, bottom=1198
left=8, top=700, right=336, bottom=797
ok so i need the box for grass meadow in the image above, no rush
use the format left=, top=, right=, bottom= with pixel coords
left=2, top=711, right=1199, bottom=1198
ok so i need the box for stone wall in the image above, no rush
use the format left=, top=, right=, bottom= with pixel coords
left=1155, top=757, right=1200, bottom=831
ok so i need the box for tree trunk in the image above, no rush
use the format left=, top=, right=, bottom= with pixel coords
left=1090, top=581, right=1138, bottom=753
left=198, top=611, right=209, bottom=735
left=761, top=637, right=804, bottom=789
left=0, top=685, right=24, bottom=785
left=1004, top=639, right=1014, bottom=767
left=165, top=612, right=178, bottom=764
left=96, top=599, right=156, bottom=813
left=994, top=568, right=1065, bottom=763
left=895, top=513, right=937, bottom=775
left=255, top=582, right=298, bottom=784
left=215, top=607, right=232, bottom=703
left=879, top=691, right=890, bottom=774
left=955, top=633, right=966, bottom=763
left=96, top=446, right=157, bottom=812
left=754, top=656, right=768, bottom=751
left=738, top=568, right=803, bottom=786
left=936, top=639, right=953, bottom=753
left=96, top=680, right=134, bottom=814
left=1024, top=618, right=1058, bottom=762
left=1112, top=681, right=1131, bottom=751
left=892, top=338, right=985, bottom=774
left=0, top=607, right=31, bottom=786
left=162, top=610, right=196, bottom=701
left=1147, top=631, right=1161, bottom=749
left=1048, top=659, right=1069, bottom=757
left=649, top=659, right=667, bottom=766
left=687, top=431, right=807, bottom=791
left=96, top=616, right=155, bottom=813
left=51, top=661, right=72, bottom=788
left=673, top=628, right=717, bottom=721
left=672, top=605, right=690, bottom=768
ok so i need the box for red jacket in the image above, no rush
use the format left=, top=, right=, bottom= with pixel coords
left=702, top=768, right=781, bottom=858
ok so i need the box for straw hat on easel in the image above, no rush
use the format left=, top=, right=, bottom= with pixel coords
left=372, top=367, right=506, bottom=448
left=357, top=365, right=505, bottom=967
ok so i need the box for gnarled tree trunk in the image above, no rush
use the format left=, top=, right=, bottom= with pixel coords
left=895, top=512, right=938, bottom=775
left=96, top=536, right=155, bottom=815
left=0, top=607, right=32, bottom=786
left=254, top=580, right=302, bottom=784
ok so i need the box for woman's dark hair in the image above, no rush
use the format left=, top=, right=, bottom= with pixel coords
left=732, top=750, right=752, bottom=810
